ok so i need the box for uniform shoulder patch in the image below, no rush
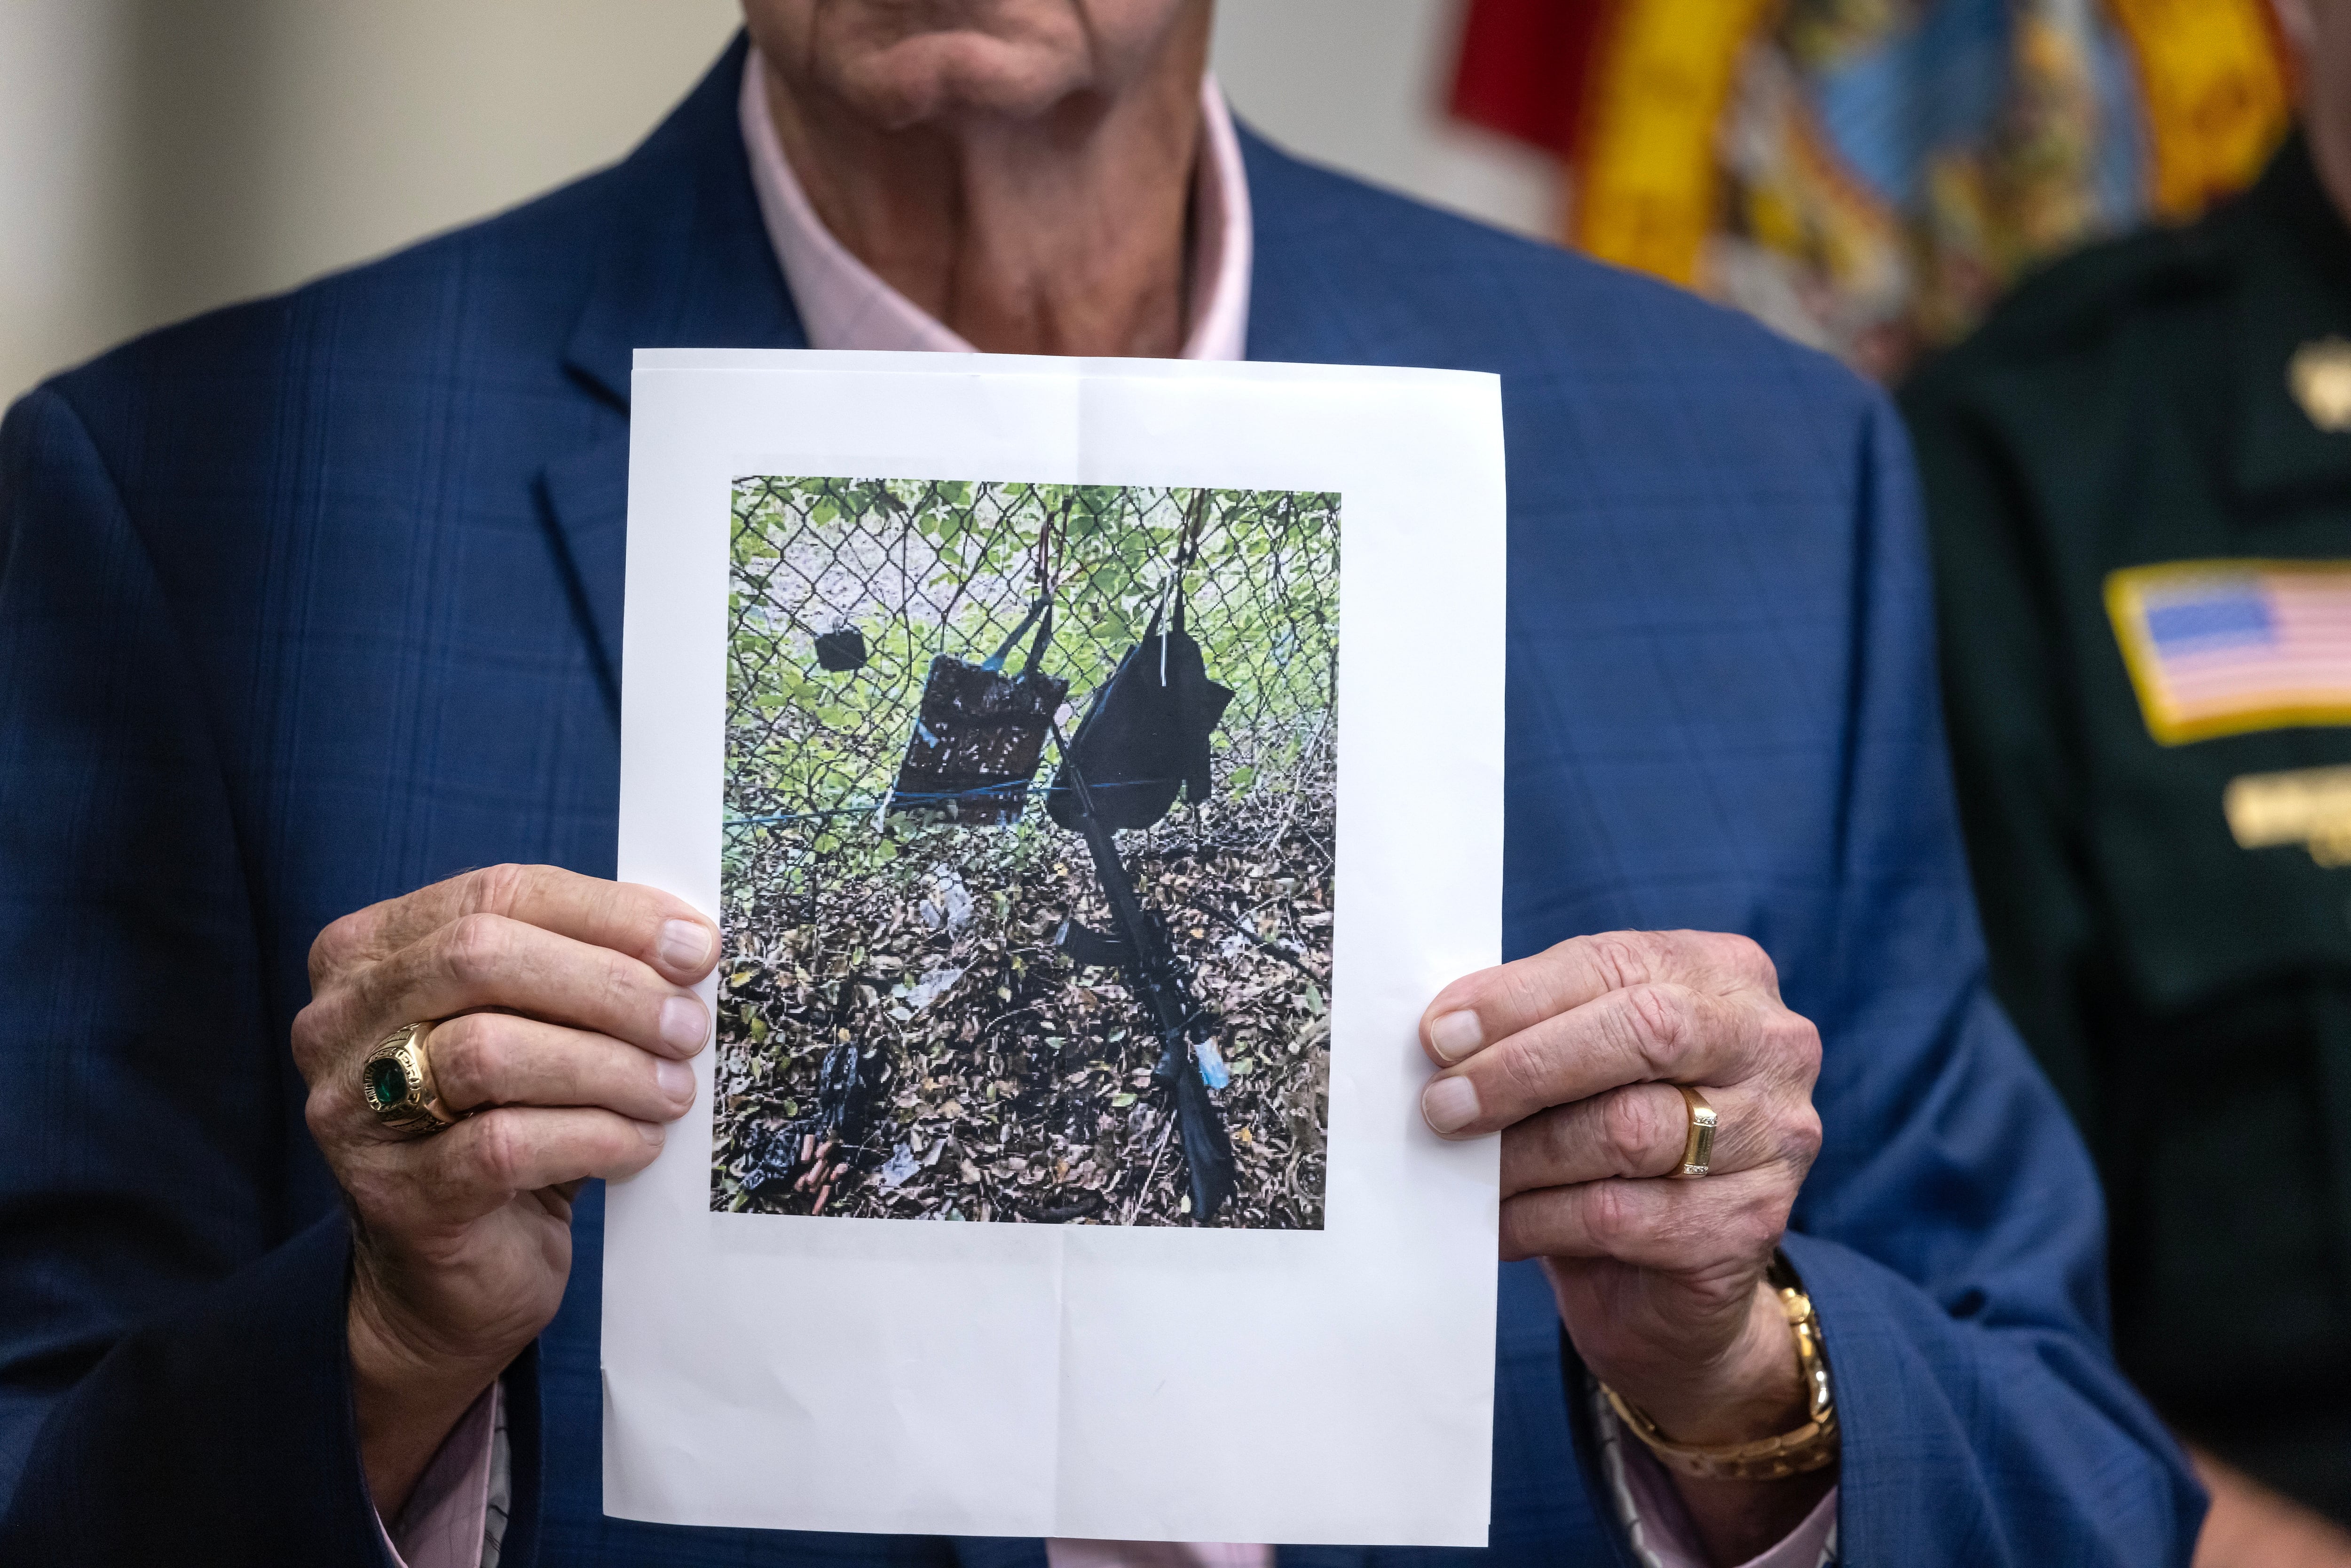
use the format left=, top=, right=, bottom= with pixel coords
left=2106, top=559, right=2351, bottom=744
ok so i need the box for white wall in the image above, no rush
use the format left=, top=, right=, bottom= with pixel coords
left=0, top=0, right=1557, bottom=403
left=0, top=0, right=137, bottom=410
left=211, top=0, right=747, bottom=315
left=1210, top=0, right=1553, bottom=238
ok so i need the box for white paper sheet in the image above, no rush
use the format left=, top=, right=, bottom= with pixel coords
left=607, top=350, right=1506, bottom=1545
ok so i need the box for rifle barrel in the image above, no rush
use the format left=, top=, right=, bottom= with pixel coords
left=1049, top=723, right=1234, bottom=1222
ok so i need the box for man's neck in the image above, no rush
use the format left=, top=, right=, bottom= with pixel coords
left=759, top=33, right=1207, bottom=358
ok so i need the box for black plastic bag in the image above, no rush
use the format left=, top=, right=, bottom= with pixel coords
left=1046, top=615, right=1232, bottom=833
left=734, top=1041, right=881, bottom=1195
left=813, top=628, right=868, bottom=672
left=890, top=653, right=1068, bottom=825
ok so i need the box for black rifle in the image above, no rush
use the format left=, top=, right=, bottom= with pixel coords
left=1049, top=720, right=1237, bottom=1223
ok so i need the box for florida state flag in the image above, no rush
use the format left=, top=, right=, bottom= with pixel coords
left=1452, top=0, right=2296, bottom=378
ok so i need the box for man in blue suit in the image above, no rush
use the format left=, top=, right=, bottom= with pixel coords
left=0, top=3, right=2198, bottom=1565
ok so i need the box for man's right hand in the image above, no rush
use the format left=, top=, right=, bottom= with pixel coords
left=292, top=865, right=718, bottom=1517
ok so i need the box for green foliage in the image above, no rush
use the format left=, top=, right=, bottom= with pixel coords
left=723, top=476, right=1341, bottom=912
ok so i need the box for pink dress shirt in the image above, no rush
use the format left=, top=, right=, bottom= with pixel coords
left=375, top=43, right=1836, bottom=1568
left=739, top=46, right=1251, bottom=361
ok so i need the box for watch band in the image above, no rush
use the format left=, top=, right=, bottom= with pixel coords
left=1599, top=1254, right=1840, bottom=1482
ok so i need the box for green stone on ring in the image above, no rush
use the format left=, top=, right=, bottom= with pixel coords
left=366, top=1054, right=411, bottom=1109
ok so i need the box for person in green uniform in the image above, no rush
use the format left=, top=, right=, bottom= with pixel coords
left=1902, top=3, right=2351, bottom=1562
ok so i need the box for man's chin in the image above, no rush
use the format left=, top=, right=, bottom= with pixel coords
left=836, top=37, right=1093, bottom=126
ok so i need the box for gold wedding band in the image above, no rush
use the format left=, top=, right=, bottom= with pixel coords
left=1673, top=1084, right=1718, bottom=1178
left=360, top=1021, right=458, bottom=1137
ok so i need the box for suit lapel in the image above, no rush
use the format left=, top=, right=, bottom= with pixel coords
left=1239, top=128, right=1386, bottom=371
left=1238, top=126, right=1467, bottom=378
left=535, top=438, right=633, bottom=713
left=539, top=30, right=808, bottom=711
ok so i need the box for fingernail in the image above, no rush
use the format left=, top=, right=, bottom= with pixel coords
left=659, top=994, right=708, bottom=1052
left=1427, top=1010, right=1484, bottom=1064
left=635, top=1119, right=665, bottom=1146
left=1421, top=1075, right=1482, bottom=1135
left=654, top=1056, right=694, bottom=1105
left=658, top=919, right=713, bottom=972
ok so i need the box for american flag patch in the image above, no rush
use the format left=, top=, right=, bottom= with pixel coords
left=2106, top=561, right=2351, bottom=745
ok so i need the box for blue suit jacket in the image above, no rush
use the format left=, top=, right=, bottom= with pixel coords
left=0, top=36, right=2198, bottom=1567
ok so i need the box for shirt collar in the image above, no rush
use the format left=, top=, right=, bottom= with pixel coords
left=738, top=47, right=1250, bottom=361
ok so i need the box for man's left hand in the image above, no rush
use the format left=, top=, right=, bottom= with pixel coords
left=1419, top=930, right=1824, bottom=1456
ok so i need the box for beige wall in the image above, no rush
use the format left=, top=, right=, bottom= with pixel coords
left=0, top=0, right=1553, bottom=404
left=1, top=0, right=136, bottom=410
left=1214, top=0, right=1552, bottom=242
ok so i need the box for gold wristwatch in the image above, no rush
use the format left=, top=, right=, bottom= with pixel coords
left=1599, top=1254, right=1839, bottom=1482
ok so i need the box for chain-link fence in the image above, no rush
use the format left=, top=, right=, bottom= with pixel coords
left=717, top=477, right=1339, bottom=1228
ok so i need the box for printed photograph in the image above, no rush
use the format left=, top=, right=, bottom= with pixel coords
left=716, top=476, right=1340, bottom=1228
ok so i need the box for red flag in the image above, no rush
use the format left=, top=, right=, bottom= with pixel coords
left=1446, top=0, right=1609, bottom=161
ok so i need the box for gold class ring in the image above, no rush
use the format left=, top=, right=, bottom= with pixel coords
left=1673, top=1084, right=1718, bottom=1178
left=360, top=1021, right=458, bottom=1137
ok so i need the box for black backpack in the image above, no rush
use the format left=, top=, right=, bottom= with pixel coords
left=1046, top=501, right=1233, bottom=832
